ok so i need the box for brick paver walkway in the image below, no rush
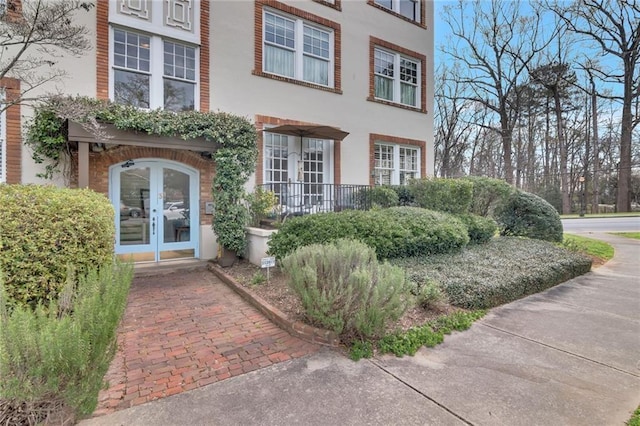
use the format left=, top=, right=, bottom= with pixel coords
left=93, top=269, right=319, bottom=416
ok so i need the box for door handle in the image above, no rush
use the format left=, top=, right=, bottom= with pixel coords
left=151, top=217, right=156, bottom=235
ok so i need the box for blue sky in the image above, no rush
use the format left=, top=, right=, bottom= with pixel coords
left=431, top=0, right=626, bottom=98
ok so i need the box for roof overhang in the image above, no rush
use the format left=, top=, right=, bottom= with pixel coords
left=67, top=120, right=215, bottom=152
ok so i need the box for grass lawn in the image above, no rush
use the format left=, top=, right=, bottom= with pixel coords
left=611, top=232, right=640, bottom=240
left=561, top=212, right=640, bottom=219
left=563, top=233, right=615, bottom=261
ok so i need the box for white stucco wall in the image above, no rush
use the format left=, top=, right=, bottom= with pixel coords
left=18, top=4, right=97, bottom=185
left=210, top=0, right=435, bottom=184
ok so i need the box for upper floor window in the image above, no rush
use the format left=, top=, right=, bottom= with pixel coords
left=374, top=0, right=419, bottom=22
left=263, top=10, right=334, bottom=87
left=374, top=47, right=420, bottom=108
left=112, top=27, right=197, bottom=111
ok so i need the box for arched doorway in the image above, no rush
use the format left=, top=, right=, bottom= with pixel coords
left=110, top=159, right=199, bottom=262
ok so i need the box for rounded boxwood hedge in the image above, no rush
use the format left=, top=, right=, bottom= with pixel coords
left=456, top=213, right=498, bottom=245
left=0, top=185, right=115, bottom=307
left=493, top=190, right=563, bottom=243
left=267, top=207, right=469, bottom=260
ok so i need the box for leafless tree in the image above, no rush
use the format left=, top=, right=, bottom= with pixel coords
left=549, top=0, right=640, bottom=211
left=440, top=0, right=557, bottom=185
left=0, top=0, right=93, bottom=111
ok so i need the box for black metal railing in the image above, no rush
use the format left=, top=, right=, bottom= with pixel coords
left=258, top=182, right=373, bottom=217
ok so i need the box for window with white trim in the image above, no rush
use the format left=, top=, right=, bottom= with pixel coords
left=374, top=0, right=419, bottom=22
left=374, top=143, right=420, bottom=185
left=374, top=47, right=420, bottom=107
left=112, top=27, right=198, bottom=111
left=263, top=10, right=334, bottom=87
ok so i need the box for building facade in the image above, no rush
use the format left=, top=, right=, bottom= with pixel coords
left=1, top=0, right=434, bottom=263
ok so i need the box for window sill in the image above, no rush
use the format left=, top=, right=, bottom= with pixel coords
left=366, top=1, right=427, bottom=29
left=312, top=0, right=342, bottom=11
left=367, top=97, right=426, bottom=114
left=253, top=70, right=343, bottom=95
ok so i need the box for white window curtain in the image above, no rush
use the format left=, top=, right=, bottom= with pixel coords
left=265, top=45, right=295, bottom=78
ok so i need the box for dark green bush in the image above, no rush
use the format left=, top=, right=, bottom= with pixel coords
left=456, top=213, right=498, bottom=245
left=460, top=176, right=514, bottom=216
left=281, top=239, right=409, bottom=341
left=384, top=207, right=469, bottom=255
left=408, top=178, right=473, bottom=214
left=0, top=185, right=115, bottom=308
left=0, top=262, right=133, bottom=422
left=389, top=185, right=416, bottom=206
left=494, top=190, right=563, bottom=242
left=268, top=207, right=469, bottom=260
left=356, top=186, right=399, bottom=208
left=394, top=237, right=592, bottom=309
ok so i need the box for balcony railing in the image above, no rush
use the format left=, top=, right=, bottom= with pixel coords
left=258, top=182, right=374, bottom=217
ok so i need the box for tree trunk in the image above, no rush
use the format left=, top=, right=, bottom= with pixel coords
left=554, top=91, right=571, bottom=214
left=591, top=83, right=600, bottom=214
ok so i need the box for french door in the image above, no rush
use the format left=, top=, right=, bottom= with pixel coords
left=111, top=159, right=199, bottom=262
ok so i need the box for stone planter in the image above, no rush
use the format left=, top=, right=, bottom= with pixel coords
left=245, top=226, right=278, bottom=267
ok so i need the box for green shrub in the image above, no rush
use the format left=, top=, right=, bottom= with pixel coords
left=356, top=186, right=399, bottom=208
left=384, top=207, right=469, bottom=256
left=408, top=178, right=473, bottom=214
left=281, top=239, right=409, bottom=341
left=494, top=190, right=563, bottom=242
left=389, top=185, right=416, bottom=206
left=268, top=207, right=469, bottom=260
left=349, top=341, right=373, bottom=361
left=0, top=261, right=133, bottom=422
left=0, top=185, right=115, bottom=308
left=460, top=176, right=514, bottom=216
left=456, top=213, right=498, bottom=245
left=394, top=237, right=592, bottom=309
left=378, top=310, right=486, bottom=357
left=407, top=276, right=447, bottom=309
left=245, top=187, right=278, bottom=227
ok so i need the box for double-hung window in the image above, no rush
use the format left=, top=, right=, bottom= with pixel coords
left=374, top=143, right=420, bottom=185
left=374, top=47, right=419, bottom=107
left=263, top=10, right=333, bottom=87
left=374, top=0, right=420, bottom=22
left=113, top=28, right=197, bottom=111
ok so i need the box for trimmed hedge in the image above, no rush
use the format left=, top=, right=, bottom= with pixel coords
left=393, top=237, right=592, bottom=309
left=460, top=176, right=514, bottom=216
left=0, top=185, right=115, bottom=307
left=267, top=207, right=469, bottom=260
left=357, top=186, right=399, bottom=208
left=408, top=178, right=473, bottom=214
left=494, top=190, right=563, bottom=243
left=456, top=213, right=498, bottom=245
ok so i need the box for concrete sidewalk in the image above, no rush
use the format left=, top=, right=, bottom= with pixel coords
left=80, top=233, right=640, bottom=426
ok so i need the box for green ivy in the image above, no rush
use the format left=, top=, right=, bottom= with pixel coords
left=25, top=96, right=258, bottom=256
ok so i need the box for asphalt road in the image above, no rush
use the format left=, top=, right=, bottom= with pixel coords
left=562, top=216, right=640, bottom=233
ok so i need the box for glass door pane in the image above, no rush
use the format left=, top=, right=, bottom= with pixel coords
left=119, top=166, right=151, bottom=247
left=159, top=166, right=196, bottom=260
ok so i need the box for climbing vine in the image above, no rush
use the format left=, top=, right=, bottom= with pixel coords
left=26, top=95, right=258, bottom=255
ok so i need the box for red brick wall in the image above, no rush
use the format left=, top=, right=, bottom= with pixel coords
left=369, top=133, right=426, bottom=186
left=253, top=0, right=342, bottom=94
left=368, top=36, right=427, bottom=114
left=1, top=77, right=21, bottom=184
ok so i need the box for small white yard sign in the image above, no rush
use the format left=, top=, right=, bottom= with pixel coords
left=261, top=256, right=276, bottom=268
